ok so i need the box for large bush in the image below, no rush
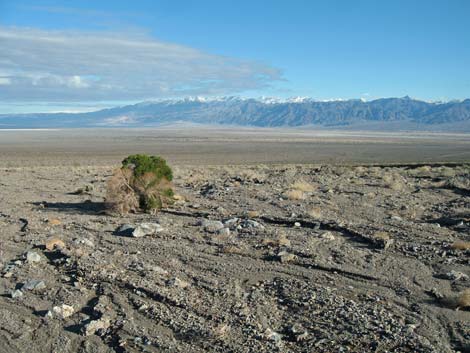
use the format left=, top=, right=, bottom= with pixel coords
left=106, top=154, right=174, bottom=214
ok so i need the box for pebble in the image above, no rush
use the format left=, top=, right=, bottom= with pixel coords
left=294, top=222, right=301, bottom=227
left=22, top=279, right=46, bottom=291
left=74, top=238, right=94, bottom=247
left=26, top=251, right=42, bottom=263
left=132, top=223, right=164, bottom=237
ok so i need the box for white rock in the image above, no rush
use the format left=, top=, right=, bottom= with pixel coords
left=199, top=219, right=224, bottom=233
left=132, top=223, right=164, bottom=238
left=83, top=318, right=110, bottom=336
left=241, top=219, right=265, bottom=230
left=10, top=289, right=23, bottom=298
left=391, top=215, right=403, bottom=221
left=26, top=251, right=41, bottom=264
left=294, top=222, right=301, bottom=227
left=52, top=304, right=75, bottom=319
left=223, top=218, right=239, bottom=227
left=22, top=279, right=46, bottom=291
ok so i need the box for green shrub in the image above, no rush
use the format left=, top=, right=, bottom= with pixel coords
left=106, top=154, right=174, bottom=214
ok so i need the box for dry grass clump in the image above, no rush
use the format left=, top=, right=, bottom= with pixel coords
left=221, top=245, right=245, bottom=255
left=450, top=240, right=470, bottom=250
left=213, top=323, right=230, bottom=338
left=285, top=189, right=305, bottom=200
left=308, top=207, right=322, bottom=219
left=239, top=169, right=266, bottom=183
left=284, top=179, right=316, bottom=200
left=439, top=167, right=456, bottom=178
left=373, top=231, right=390, bottom=241
left=372, top=231, right=393, bottom=249
left=246, top=210, right=260, bottom=218
left=106, top=154, right=174, bottom=214
left=173, top=193, right=186, bottom=202
left=354, top=166, right=366, bottom=174
left=382, top=173, right=406, bottom=191
left=262, top=233, right=291, bottom=248
left=457, top=289, right=470, bottom=310
left=443, top=289, right=470, bottom=310
left=291, top=180, right=317, bottom=192
left=416, top=165, right=432, bottom=173
left=186, top=171, right=208, bottom=186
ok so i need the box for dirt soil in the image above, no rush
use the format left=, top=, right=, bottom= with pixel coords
left=0, top=158, right=469, bottom=352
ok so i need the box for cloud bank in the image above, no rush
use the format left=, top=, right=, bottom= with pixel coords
left=0, top=26, right=282, bottom=102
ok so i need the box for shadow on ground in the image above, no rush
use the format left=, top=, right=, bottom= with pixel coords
left=31, top=201, right=107, bottom=215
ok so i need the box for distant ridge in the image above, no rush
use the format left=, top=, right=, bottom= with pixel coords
left=1, top=96, right=470, bottom=131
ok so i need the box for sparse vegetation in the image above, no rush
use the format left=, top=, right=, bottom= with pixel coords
left=450, top=240, right=470, bottom=251
left=382, top=172, right=406, bottom=191
left=457, top=289, right=470, bottom=310
left=247, top=210, right=260, bottom=218
left=285, top=189, right=305, bottom=200
left=262, top=232, right=291, bottom=247
left=308, top=207, right=322, bottom=219
left=291, top=180, right=317, bottom=192
left=106, top=154, right=174, bottom=214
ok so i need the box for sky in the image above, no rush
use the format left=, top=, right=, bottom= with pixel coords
left=0, top=0, right=469, bottom=113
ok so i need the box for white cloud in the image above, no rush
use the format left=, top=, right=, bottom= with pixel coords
left=0, top=77, right=11, bottom=85
left=0, top=26, right=282, bottom=102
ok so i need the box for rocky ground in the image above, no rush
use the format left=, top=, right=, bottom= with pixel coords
left=0, top=162, right=469, bottom=352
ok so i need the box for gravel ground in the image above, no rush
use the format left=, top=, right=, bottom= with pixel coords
left=0, top=162, right=469, bottom=352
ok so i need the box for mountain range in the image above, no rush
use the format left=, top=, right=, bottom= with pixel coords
left=1, top=96, right=470, bottom=131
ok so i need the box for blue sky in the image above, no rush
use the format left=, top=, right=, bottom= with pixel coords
left=1, top=0, right=469, bottom=113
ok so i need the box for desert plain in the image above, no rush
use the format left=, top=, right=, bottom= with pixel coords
left=0, top=128, right=469, bottom=352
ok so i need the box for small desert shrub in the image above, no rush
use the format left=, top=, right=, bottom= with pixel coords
left=106, top=154, right=174, bottom=214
